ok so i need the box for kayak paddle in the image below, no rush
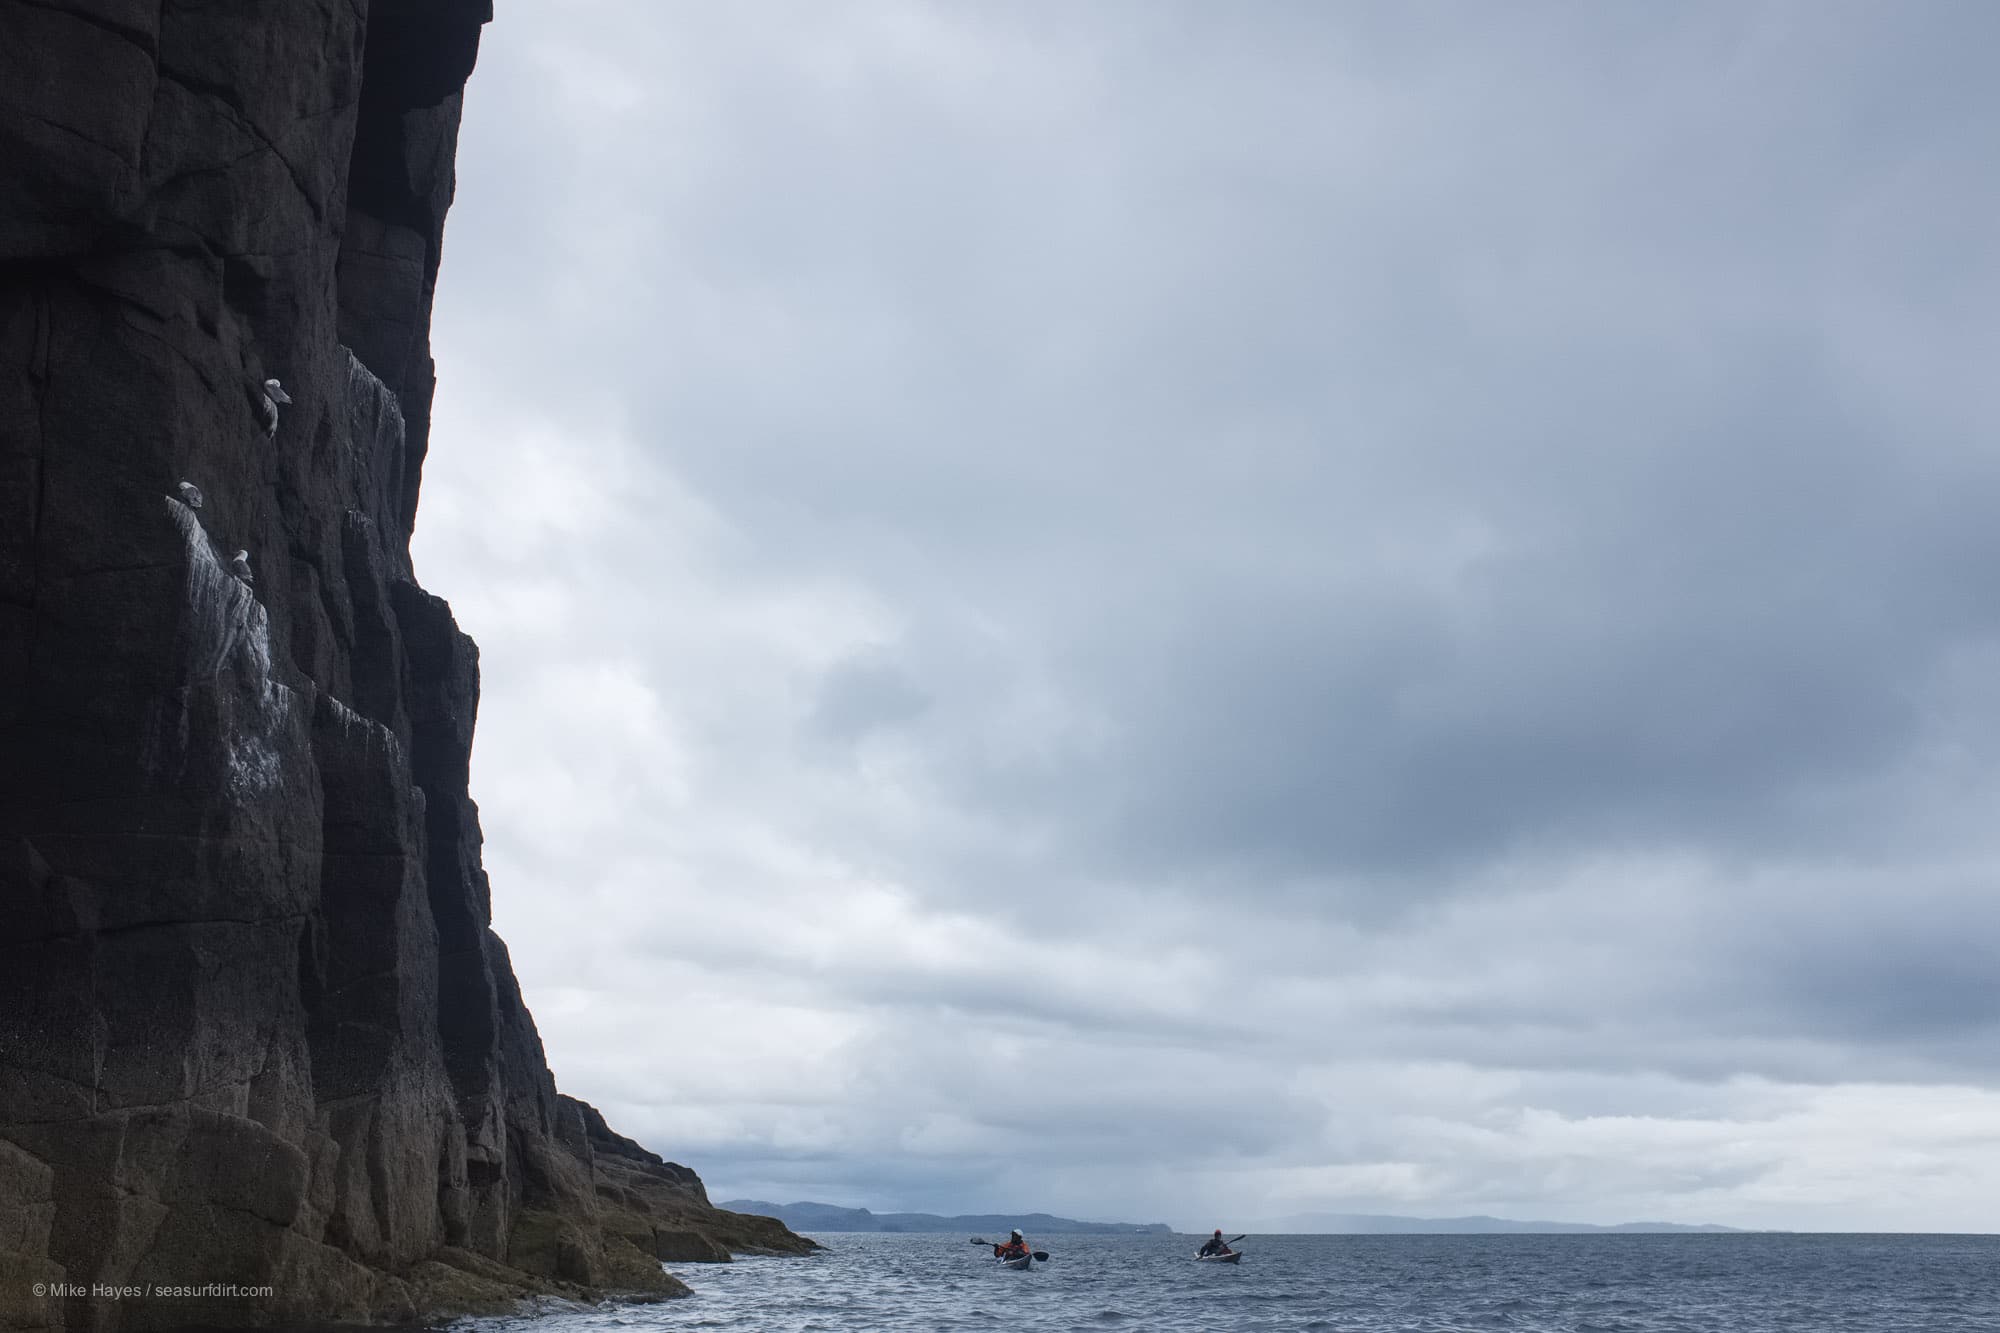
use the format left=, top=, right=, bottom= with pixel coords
left=970, top=1238, right=1049, bottom=1261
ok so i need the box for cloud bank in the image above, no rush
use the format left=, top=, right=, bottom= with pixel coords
left=413, top=0, right=2000, bottom=1231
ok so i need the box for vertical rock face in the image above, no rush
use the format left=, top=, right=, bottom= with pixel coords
left=0, top=5, right=808, bottom=1330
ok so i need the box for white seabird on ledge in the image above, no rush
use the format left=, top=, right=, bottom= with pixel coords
left=257, top=378, right=292, bottom=438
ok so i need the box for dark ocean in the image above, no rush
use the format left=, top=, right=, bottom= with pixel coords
left=458, top=1230, right=1998, bottom=1332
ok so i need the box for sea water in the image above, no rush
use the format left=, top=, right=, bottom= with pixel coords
left=458, top=1230, right=1999, bottom=1332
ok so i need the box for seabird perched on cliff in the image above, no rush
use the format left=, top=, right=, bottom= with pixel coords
left=230, top=550, right=254, bottom=585
left=176, top=481, right=203, bottom=510
left=257, top=378, right=292, bottom=438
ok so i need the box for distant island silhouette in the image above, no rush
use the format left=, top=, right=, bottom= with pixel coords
left=723, top=1201, right=1171, bottom=1234
left=1253, top=1212, right=1744, bottom=1235
left=729, top=1200, right=1744, bottom=1236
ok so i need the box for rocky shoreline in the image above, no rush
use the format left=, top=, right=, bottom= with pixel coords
left=0, top=3, right=809, bottom=1328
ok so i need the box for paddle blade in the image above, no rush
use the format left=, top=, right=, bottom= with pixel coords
left=968, top=1238, right=990, bottom=1246
left=1033, top=1251, right=1050, bottom=1261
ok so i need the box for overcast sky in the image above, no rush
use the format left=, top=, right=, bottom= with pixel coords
left=413, top=1, right=2000, bottom=1232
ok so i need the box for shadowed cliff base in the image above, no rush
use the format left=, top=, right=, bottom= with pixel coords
left=0, top=3, right=809, bottom=1328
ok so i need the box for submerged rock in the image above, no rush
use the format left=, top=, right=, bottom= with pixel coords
left=0, top=3, right=810, bottom=1329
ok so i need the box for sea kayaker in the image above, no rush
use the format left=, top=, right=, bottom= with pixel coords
left=994, top=1229, right=1030, bottom=1259
left=1198, top=1229, right=1234, bottom=1257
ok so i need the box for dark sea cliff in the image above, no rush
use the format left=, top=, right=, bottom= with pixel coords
left=0, top=5, right=805, bottom=1329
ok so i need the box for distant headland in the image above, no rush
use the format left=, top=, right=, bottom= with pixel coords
left=722, top=1201, right=1173, bottom=1234
left=728, top=1200, right=1744, bottom=1236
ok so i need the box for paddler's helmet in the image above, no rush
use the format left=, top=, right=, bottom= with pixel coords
left=1213, top=1229, right=1222, bottom=1236
left=1011, top=1229, right=1023, bottom=1239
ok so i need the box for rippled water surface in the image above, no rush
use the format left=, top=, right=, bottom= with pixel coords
left=464, top=1231, right=1998, bottom=1333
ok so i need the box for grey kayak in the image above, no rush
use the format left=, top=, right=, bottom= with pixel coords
left=996, top=1253, right=1033, bottom=1270
left=1196, top=1250, right=1242, bottom=1264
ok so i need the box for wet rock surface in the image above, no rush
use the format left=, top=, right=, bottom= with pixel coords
left=0, top=4, right=810, bottom=1329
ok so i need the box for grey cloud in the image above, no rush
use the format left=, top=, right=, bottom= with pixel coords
left=421, top=0, right=2000, bottom=1228
left=806, top=653, right=932, bottom=747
